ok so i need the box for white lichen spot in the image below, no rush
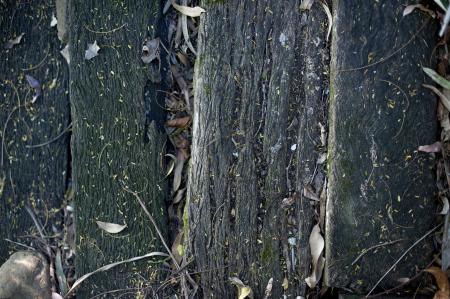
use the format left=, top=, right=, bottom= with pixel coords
left=279, top=32, right=287, bottom=47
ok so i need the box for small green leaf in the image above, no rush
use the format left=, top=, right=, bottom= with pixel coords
left=423, top=67, right=450, bottom=90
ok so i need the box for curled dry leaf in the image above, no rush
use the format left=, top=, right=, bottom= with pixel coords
left=96, top=220, right=127, bottom=234
left=318, top=0, right=332, bottom=41
left=173, top=187, right=186, bottom=204
left=166, top=116, right=191, bottom=128
left=263, top=278, right=273, bottom=299
left=418, top=141, right=442, bottom=153
left=50, top=14, right=58, bottom=27
left=425, top=267, right=450, bottom=299
left=141, top=38, right=160, bottom=64
left=25, top=75, right=42, bottom=103
left=423, top=84, right=450, bottom=112
left=173, top=151, right=186, bottom=192
left=52, top=293, right=64, bottom=299
left=229, top=277, right=254, bottom=299
left=403, top=4, right=436, bottom=17
left=171, top=0, right=206, bottom=17
left=171, top=231, right=184, bottom=264
left=305, top=224, right=325, bottom=288
left=300, top=0, right=315, bottom=10
left=441, top=197, right=450, bottom=215
left=85, top=40, right=100, bottom=60
left=60, top=44, right=70, bottom=65
left=423, top=68, right=450, bottom=90
left=303, top=185, right=320, bottom=201
left=4, top=33, right=24, bottom=49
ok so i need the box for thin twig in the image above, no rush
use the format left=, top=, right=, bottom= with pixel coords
left=26, top=122, right=72, bottom=148
left=351, top=239, right=406, bottom=266
left=377, top=79, right=409, bottom=139
left=366, top=224, right=442, bottom=297
left=84, top=23, right=127, bottom=34
left=339, top=19, right=429, bottom=72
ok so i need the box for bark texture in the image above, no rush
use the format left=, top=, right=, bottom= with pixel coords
left=0, top=0, right=70, bottom=263
left=187, top=1, right=329, bottom=297
left=69, top=1, right=169, bottom=296
left=326, top=0, right=437, bottom=292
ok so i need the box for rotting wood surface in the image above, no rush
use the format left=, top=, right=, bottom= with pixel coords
left=186, top=1, right=329, bottom=297
left=69, top=0, right=169, bottom=296
left=0, top=1, right=70, bottom=264
left=326, top=0, right=437, bottom=293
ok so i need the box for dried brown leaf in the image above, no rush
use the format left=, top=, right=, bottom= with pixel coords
left=5, top=33, right=24, bottom=49
left=85, top=40, right=100, bottom=60
left=418, top=141, right=442, bottom=153
left=171, top=231, right=184, bottom=264
left=426, top=267, right=450, bottom=299
left=229, top=277, right=254, bottom=299
left=300, top=0, right=315, bottom=10
left=96, top=221, right=127, bottom=234
left=263, top=278, right=273, bottom=299
left=403, top=4, right=436, bottom=17
left=440, top=197, right=449, bottom=215
left=60, top=45, right=70, bottom=65
left=173, top=188, right=186, bottom=204
left=303, top=185, right=320, bottom=201
left=171, top=1, right=206, bottom=17
left=305, top=224, right=325, bottom=288
left=166, top=116, right=191, bottom=128
left=141, top=38, right=160, bottom=64
left=173, top=151, right=186, bottom=192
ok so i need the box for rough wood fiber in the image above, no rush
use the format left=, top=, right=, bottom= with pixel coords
left=69, top=1, right=168, bottom=296
left=326, top=0, right=437, bottom=293
left=187, top=1, right=329, bottom=297
left=0, top=0, right=70, bottom=263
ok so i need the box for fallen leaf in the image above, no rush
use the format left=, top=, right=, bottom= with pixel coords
left=282, top=277, right=289, bottom=290
left=141, top=38, right=160, bottom=64
left=303, top=185, right=320, bottom=201
left=96, top=220, right=127, bottom=234
left=305, top=224, right=325, bottom=288
left=403, top=4, right=436, bottom=17
left=282, top=192, right=299, bottom=208
left=318, top=0, right=332, bottom=41
left=440, top=197, right=450, bottom=215
left=425, top=267, right=450, bottom=299
left=418, top=141, right=442, bottom=153
left=171, top=231, right=184, bottom=264
left=317, top=152, right=327, bottom=164
left=55, top=250, right=67, bottom=296
left=25, top=75, right=42, bottom=103
left=171, top=0, right=206, bottom=17
left=424, top=84, right=450, bottom=112
left=396, top=277, right=411, bottom=284
left=60, top=45, right=70, bottom=65
left=52, top=293, right=64, bottom=299
left=423, top=68, right=450, bottom=90
left=300, top=0, right=315, bottom=10
left=173, top=188, right=186, bottom=204
left=85, top=40, right=100, bottom=60
left=229, top=277, right=254, bottom=299
left=50, top=14, right=58, bottom=27
left=176, top=52, right=189, bottom=66
left=66, top=251, right=168, bottom=297
left=4, top=33, right=24, bottom=49
left=173, top=151, right=186, bottom=192
left=166, top=116, right=191, bottom=128
left=263, top=278, right=273, bottom=299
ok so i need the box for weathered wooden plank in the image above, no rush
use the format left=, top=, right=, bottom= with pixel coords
left=326, top=0, right=437, bottom=293
left=68, top=1, right=168, bottom=296
left=187, top=1, right=328, bottom=297
left=0, top=0, right=70, bottom=263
